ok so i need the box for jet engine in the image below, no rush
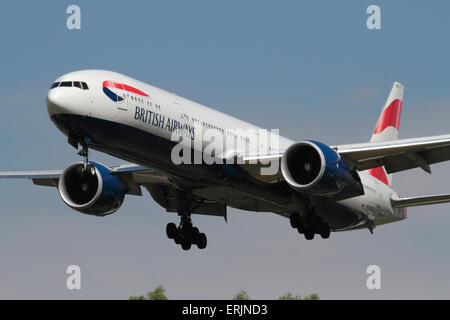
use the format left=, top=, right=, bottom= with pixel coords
left=58, top=162, right=125, bottom=216
left=281, top=140, right=362, bottom=197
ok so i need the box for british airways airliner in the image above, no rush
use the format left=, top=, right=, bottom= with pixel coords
left=2, top=70, right=450, bottom=250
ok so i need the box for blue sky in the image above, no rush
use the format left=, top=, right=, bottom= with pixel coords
left=1, top=0, right=450, bottom=299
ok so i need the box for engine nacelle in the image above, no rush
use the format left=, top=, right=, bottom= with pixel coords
left=281, top=140, right=362, bottom=197
left=58, top=162, right=125, bottom=216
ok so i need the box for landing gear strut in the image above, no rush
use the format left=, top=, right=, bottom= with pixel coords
left=77, top=142, right=89, bottom=172
left=290, top=209, right=331, bottom=240
left=166, top=192, right=207, bottom=250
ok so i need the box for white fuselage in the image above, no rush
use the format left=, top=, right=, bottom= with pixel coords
left=46, top=70, right=406, bottom=230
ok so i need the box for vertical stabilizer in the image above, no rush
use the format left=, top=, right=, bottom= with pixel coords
left=368, top=82, right=404, bottom=185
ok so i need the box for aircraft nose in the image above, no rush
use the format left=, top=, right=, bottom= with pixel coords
left=46, top=88, right=69, bottom=116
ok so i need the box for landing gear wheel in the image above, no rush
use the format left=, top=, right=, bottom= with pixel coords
left=319, top=223, right=330, bottom=239
left=174, top=233, right=181, bottom=245
left=166, top=223, right=177, bottom=239
left=192, top=227, right=200, bottom=236
left=196, top=233, right=207, bottom=249
left=290, top=213, right=299, bottom=228
left=181, top=239, right=192, bottom=251
left=304, top=230, right=315, bottom=240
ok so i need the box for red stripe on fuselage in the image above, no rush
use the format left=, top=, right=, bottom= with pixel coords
left=102, top=81, right=149, bottom=97
left=373, top=99, right=402, bottom=134
left=368, top=166, right=389, bottom=186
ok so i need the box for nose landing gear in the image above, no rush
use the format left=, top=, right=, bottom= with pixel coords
left=77, top=142, right=90, bottom=173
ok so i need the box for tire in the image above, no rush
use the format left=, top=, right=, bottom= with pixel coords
left=192, top=227, right=200, bottom=236
left=174, top=234, right=181, bottom=245
left=320, top=223, right=330, bottom=239
left=181, top=239, right=192, bottom=250
left=196, top=233, right=207, bottom=249
left=166, top=223, right=177, bottom=239
left=290, top=214, right=299, bottom=228
left=304, top=231, right=315, bottom=240
left=297, top=225, right=304, bottom=234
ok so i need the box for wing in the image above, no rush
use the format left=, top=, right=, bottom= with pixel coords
left=0, top=163, right=170, bottom=194
left=0, top=163, right=227, bottom=218
left=335, top=134, right=450, bottom=174
left=237, top=134, right=450, bottom=183
left=0, top=170, right=62, bottom=187
left=391, top=193, right=450, bottom=208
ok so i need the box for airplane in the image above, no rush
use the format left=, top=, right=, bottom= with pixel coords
left=2, top=70, right=450, bottom=251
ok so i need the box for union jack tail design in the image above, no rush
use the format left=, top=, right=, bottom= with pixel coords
left=368, top=82, right=404, bottom=186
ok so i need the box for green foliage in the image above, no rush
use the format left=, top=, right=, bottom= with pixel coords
left=303, top=293, right=320, bottom=300
left=233, top=289, right=251, bottom=300
left=278, top=292, right=302, bottom=300
left=147, top=286, right=168, bottom=300
left=130, top=287, right=318, bottom=300
left=129, top=286, right=168, bottom=300
left=279, top=292, right=320, bottom=300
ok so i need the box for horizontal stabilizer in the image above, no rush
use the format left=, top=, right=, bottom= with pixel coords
left=391, top=194, right=450, bottom=208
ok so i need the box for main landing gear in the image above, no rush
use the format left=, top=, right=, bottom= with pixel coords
left=289, top=210, right=330, bottom=240
left=166, top=217, right=207, bottom=250
left=166, top=192, right=207, bottom=250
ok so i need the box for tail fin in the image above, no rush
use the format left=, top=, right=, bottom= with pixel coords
left=368, top=82, right=404, bottom=186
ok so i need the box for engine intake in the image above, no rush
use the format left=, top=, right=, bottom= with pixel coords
left=281, top=140, right=362, bottom=197
left=58, top=162, right=125, bottom=216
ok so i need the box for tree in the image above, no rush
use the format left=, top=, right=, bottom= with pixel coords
left=278, top=292, right=301, bottom=300
left=279, top=292, right=319, bottom=300
left=129, top=286, right=168, bottom=300
left=130, top=287, right=319, bottom=300
left=233, top=289, right=251, bottom=300
left=303, top=293, right=319, bottom=300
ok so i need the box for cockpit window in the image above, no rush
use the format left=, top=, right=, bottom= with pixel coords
left=50, top=81, right=88, bottom=90
left=60, top=81, right=72, bottom=87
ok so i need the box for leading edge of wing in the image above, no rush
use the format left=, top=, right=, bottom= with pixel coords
left=335, top=134, right=450, bottom=172
left=335, top=134, right=450, bottom=158
left=0, top=170, right=62, bottom=179
left=0, top=163, right=151, bottom=180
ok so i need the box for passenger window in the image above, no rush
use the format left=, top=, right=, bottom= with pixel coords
left=73, top=81, right=82, bottom=89
left=50, top=82, right=60, bottom=89
left=60, top=81, right=72, bottom=87
left=82, top=82, right=89, bottom=90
